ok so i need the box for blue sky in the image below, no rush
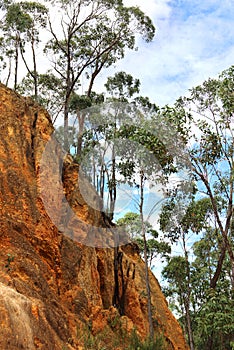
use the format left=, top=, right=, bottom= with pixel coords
left=96, top=0, right=234, bottom=106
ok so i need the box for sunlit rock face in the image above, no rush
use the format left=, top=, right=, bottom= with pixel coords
left=0, top=84, right=188, bottom=350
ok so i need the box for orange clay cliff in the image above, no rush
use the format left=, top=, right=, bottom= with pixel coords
left=0, top=84, right=189, bottom=349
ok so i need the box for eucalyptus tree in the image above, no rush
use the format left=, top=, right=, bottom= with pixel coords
left=158, top=66, right=234, bottom=349
left=0, top=1, right=48, bottom=95
left=160, top=196, right=216, bottom=350
left=117, top=212, right=171, bottom=269
left=178, top=65, right=234, bottom=289
left=163, top=226, right=234, bottom=350
left=115, top=109, right=186, bottom=338
left=17, top=1, right=48, bottom=100
left=73, top=100, right=132, bottom=217
left=68, top=91, right=104, bottom=158
left=192, top=231, right=234, bottom=350
left=0, top=1, right=32, bottom=89
left=0, top=37, right=7, bottom=81
left=18, top=71, right=65, bottom=123
left=162, top=256, right=190, bottom=338
left=99, top=71, right=140, bottom=218
left=44, top=0, right=155, bottom=150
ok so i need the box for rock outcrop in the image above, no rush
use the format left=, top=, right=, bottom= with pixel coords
left=0, top=84, right=189, bottom=349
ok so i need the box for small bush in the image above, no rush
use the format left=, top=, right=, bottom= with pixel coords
left=127, top=329, right=166, bottom=350
left=76, top=320, right=166, bottom=350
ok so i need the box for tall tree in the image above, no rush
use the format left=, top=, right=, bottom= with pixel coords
left=177, top=65, right=234, bottom=289
left=18, top=1, right=48, bottom=100
left=1, top=1, right=32, bottom=89
left=192, top=230, right=234, bottom=350
left=162, top=256, right=191, bottom=342
left=102, top=72, right=140, bottom=219
left=163, top=226, right=234, bottom=350
left=44, top=0, right=155, bottom=150
left=160, top=196, right=215, bottom=350
left=115, top=111, right=182, bottom=338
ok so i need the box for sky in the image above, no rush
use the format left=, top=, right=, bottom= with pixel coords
left=96, top=0, right=234, bottom=106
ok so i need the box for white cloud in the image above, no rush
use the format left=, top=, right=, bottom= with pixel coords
left=103, top=0, right=234, bottom=106
left=124, top=0, right=172, bottom=20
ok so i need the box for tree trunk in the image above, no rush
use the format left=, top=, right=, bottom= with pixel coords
left=182, top=233, right=195, bottom=350
left=31, top=34, right=38, bottom=100
left=92, top=154, right=96, bottom=189
left=206, top=333, right=214, bottom=350
left=184, top=298, right=195, bottom=350
left=14, top=38, right=19, bottom=90
left=5, top=57, right=12, bottom=87
left=230, top=260, right=234, bottom=290
left=64, top=99, right=70, bottom=152
left=64, top=34, right=72, bottom=152
left=76, top=111, right=85, bottom=158
left=100, top=163, right=105, bottom=201
left=109, top=146, right=116, bottom=220
left=210, top=243, right=226, bottom=289
left=86, top=57, right=106, bottom=98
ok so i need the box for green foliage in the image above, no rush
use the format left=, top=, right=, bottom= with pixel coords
left=162, top=256, right=188, bottom=287
left=194, top=289, right=234, bottom=350
left=117, top=212, right=147, bottom=239
left=117, top=123, right=175, bottom=175
left=160, top=196, right=214, bottom=241
left=18, top=72, right=64, bottom=117
left=0, top=0, right=12, bottom=10
left=161, top=67, right=234, bottom=326
left=5, top=253, right=15, bottom=271
left=69, top=94, right=92, bottom=112
left=127, top=329, right=166, bottom=350
left=163, top=223, right=234, bottom=350
left=0, top=0, right=155, bottom=109
left=0, top=0, right=48, bottom=92
left=76, top=319, right=166, bottom=350
left=5, top=3, right=32, bottom=33
left=105, top=71, right=140, bottom=100
left=117, top=212, right=171, bottom=268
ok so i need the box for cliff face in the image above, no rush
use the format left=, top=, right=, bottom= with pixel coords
left=0, top=84, right=188, bottom=350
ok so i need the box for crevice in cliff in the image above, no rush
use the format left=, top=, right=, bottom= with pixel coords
left=97, top=256, right=110, bottom=309
left=31, top=111, right=38, bottom=169
left=55, top=234, right=64, bottom=296
left=113, top=247, right=126, bottom=316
